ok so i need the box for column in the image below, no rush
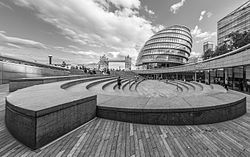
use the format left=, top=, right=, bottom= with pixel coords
left=194, top=72, right=197, bottom=81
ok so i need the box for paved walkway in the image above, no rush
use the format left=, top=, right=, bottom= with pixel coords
left=1, top=84, right=250, bottom=156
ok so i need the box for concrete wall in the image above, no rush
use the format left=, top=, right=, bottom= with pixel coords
left=5, top=95, right=97, bottom=150
left=9, top=75, right=93, bottom=92
left=0, top=61, right=69, bottom=84
left=97, top=97, right=246, bottom=125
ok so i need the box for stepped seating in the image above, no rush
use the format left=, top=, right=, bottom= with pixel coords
left=179, top=81, right=196, bottom=90
left=102, top=79, right=117, bottom=90
left=169, top=80, right=187, bottom=93
left=191, top=81, right=204, bottom=91
left=64, top=77, right=228, bottom=98
left=134, top=79, right=145, bottom=91
left=129, top=80, right=136, bottom=91
left=165, top=80, right=184, bottom=92
left=5, top=77, right=246, bottom=150
left=110, top=71, right=139, bottom=79
left=86, top=77, right=116, bottom=89
left=122, top=79, right=133, bottom=90
left=113, top=79, right=128, bottom=90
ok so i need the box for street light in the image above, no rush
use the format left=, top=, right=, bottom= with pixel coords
left=48, top=55, right=52, bottom=65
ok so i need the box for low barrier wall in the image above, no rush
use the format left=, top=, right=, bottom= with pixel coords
left=9, top=75, right=99, bottom=92
left=6, top=95, right=96, bottom=150
left=5, top=76, right=100, bottom=149
left=97, top=97, right=246, bottom=125
left=0, top=61, right=69, bottom=84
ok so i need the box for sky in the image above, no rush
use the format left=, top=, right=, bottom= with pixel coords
left=0, top=0, right=248, bottom=68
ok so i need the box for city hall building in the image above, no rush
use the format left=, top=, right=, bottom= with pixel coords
left=136, top=25, right=192, bottom=69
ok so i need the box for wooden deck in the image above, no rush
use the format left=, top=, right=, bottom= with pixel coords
left=0, top=84, right=250, bottom=156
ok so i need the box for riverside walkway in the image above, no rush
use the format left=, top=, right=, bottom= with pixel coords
left=0, top=84, right=250, bottom=156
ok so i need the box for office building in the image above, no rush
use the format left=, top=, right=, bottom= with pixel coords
left=203, top=41, right=214, bottom=53
left=217, top=1, right=250, bottom=45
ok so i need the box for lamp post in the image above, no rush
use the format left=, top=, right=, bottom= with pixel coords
left=48, top=55, right=52, bottom=65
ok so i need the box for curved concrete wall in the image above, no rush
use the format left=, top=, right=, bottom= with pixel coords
left=5, top=77, right=98, bottom=149
left=97, top=97, right=246, bottom=125
left=0, top=61, right=69, bottom=84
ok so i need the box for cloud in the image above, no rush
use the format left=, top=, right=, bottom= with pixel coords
left=199, top=10, right=213, bottom=21
left=0, top=31, right=47, bottom=49
left=108, top=0, right=140, bottom=9
left=190, top=51, right=202, bottom=58
left=144, top=6, right=155, bottom=15
left=199, top=10, right=206, bottom=21
left=152, top=25, right=164, bottom=33
left=14, top=0, right=155, bottom=61
left=191, top=25, right=216, bottom=43
left=0, top=1, right=13, bottom=11
left=68, top=45, right=80, bottom=50
left=170, top=0, right=186, bottom=14
left=6, top=43, right=22, bottom=49
left=206, top=12, right=213, bottom=18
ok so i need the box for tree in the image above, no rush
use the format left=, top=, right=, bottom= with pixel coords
left=203, top=49, right=213, bottom=60
left=214, top=42, right=229, bottom=56
left=206, top=30, right=250, bottom=60
left=62, top=61, right=66, bottom=67
left=242, top=31, right=250, bottom=46
left=228, top=30, right=250, bottom=49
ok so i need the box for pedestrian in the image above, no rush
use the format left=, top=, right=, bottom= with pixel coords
left=117, top=76, right=121, bottom=89
left=134, top=75, right=137, bottom=83
left=225, top=78, right=228, bottom=91
left=247, top=80, right=250, bottom=92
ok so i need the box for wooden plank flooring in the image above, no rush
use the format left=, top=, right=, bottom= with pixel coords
left=0, top=84, right=250, bottom=156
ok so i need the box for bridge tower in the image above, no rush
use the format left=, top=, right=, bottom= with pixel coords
left=98, top=55, right=109, bottom=70
left=125, top=55, right=132, bottom=70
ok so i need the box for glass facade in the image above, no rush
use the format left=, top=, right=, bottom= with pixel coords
left=203, top=41, right=214, bottom=53
left=199, top=65, right=250, bottom=93
left=136, top=25, right=192, bottom=69
left=217, top=1, right=250, bottom=45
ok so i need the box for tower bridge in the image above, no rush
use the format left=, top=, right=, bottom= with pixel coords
left=98, top=55, right=132, bottom=70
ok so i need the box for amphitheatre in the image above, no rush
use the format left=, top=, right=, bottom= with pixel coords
left=0, top=55, right=249, bottom=156
left=0, top=26, right=250, bottom=156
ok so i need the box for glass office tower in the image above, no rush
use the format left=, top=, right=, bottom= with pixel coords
left=217, top=1, right=250, bottom=45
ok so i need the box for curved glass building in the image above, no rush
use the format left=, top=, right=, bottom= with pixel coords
left=136, top=25, right=192, bottom=69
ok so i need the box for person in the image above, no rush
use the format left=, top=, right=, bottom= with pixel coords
left=117, top=76, right=121, bottom=89
left=225, top=78, right=228, bottom=91
left=134, top=75, right=138, bottom=83
left=239, top=80, right=243, bottom=91
left=165, top=79, right=168, bottom=84
left=247, top=80, right=250, bottom=92
left=107, top=69, right=110, bottom=75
